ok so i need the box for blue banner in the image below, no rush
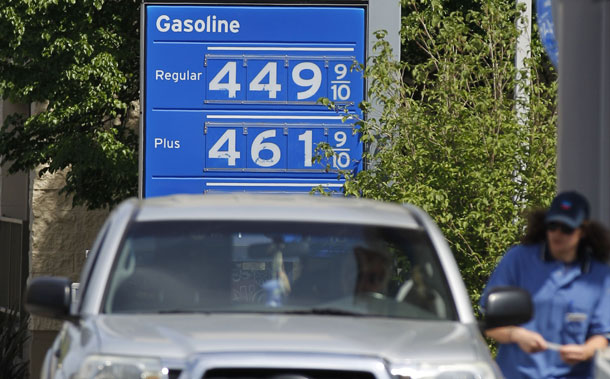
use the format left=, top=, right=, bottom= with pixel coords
left=537, top=0, right=558, bottom=67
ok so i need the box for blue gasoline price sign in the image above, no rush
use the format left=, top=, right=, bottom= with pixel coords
left=143, top=5, right=365, bottom=197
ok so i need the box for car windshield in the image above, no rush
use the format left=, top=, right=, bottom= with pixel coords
left=103, top=221, right=456, bottom=320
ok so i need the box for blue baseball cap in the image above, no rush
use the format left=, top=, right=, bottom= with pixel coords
left=545, top=191, right=590, bottom=229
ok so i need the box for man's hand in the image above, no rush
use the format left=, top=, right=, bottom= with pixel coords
left=511, top=327, right=547, bottom=353
left=559, top=344, right=593, bottom=365
left=485, top=326, right=547, bottom=353
left=558, top=336, right=608, bottom=364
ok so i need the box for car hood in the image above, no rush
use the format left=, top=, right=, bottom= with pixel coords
left=89, top=313, right=484, bottom=363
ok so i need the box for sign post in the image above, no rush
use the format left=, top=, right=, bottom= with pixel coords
left=140, top=2, right=384, bottom=197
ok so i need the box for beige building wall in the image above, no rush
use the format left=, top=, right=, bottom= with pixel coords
left=30, top=168, right=108, bottom=287
left=28, top=167, right=109, bottom=378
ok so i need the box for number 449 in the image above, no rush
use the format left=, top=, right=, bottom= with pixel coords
left=208, top=61, right=351, bottom=101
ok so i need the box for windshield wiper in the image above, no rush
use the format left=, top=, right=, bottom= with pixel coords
left=155, top=308, right=366, bottom=316
left=282, top=308, right=366, bottom=317
left=156, top=309, right=211, bottom=314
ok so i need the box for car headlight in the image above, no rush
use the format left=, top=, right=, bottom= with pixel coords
left=391, top=361, right=498, bottom=379
left=76, top=355, right=169, bottom=379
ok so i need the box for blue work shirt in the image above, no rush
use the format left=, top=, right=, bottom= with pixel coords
left=481, top=243, right=610, bottom=379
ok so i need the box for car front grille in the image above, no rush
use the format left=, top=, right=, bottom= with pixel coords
left=203, top=368, right=376, bottom=379
left=182, top=352, right=391, bottom=379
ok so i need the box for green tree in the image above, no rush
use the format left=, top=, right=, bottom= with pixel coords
left=341, top=0, right=557, bottom=302
left=0, top=0, right=139, bottom=209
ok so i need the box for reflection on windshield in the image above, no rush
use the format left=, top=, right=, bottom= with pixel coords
left=104, top=221, right=456, bottom=320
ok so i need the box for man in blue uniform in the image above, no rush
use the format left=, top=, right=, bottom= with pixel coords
left=481, top=191, right=610, bottom=378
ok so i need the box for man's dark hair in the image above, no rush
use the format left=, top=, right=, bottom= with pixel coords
left=521, top=209, right=610, bottom=262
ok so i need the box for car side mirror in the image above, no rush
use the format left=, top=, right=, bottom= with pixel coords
left=480, top=286, right=532, bottom=331
left=25, top=276, right=77, bottom=322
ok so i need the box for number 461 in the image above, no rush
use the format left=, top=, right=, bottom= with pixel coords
left=208, top=129, right=352, bottom=169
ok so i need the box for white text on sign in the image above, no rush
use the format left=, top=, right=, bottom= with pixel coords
left=155, top=70, right=202, bottom=83
left=154, top=138, right=181, bottom=149
left=205, top=57, right=357, bottom=104
left=206, top=127, right=354, bottom=170
left=156, top=15, right=240, bottom=33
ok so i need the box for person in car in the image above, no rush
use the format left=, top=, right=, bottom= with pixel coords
left=354, top=246, right=392, bottom=295
left=481, top=191, right=610, bottom=378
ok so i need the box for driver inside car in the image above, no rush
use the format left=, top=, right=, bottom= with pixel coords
left=353, top=246, right=392, bottom=295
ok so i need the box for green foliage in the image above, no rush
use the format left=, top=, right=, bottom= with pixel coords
left=0, top=0, right=139, bottom=209
left=342, top=0, right=557, bottom=303
left=0, top=309, right=30, bottom=379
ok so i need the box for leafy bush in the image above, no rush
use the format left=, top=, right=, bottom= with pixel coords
left=0, top=309, right=30, bottom=379
left=340, top=0, right=557, bottom=303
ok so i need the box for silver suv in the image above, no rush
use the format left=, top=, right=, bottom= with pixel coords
left=26, top=194, right=531, bottom=379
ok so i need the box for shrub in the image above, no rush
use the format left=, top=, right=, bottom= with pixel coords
left=0, top=309, right=30, bottom=379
